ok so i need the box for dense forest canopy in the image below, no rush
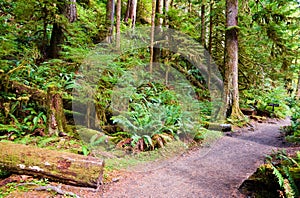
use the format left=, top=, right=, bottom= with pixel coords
left=0, top=0, right=299, bottom=147
left=1, top=0, right=300, bottom=197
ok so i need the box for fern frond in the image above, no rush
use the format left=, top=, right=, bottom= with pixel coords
left=283, top=178, right=295, bottom=198
left=283, top=166, right=299, bottom=197
left=271, top=164, right=285, bottom=187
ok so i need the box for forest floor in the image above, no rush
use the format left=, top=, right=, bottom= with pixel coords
left=4, top=118, right=300, bottom=198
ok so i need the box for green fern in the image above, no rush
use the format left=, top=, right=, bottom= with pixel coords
left=0, top=124, right=20, bottom=134
left=283, top=166, right=299, bottom=197
left=271, top=164, right=285, bottom=187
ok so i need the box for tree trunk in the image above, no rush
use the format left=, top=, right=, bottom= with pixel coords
left=65, top=0, right=77, bottom=23
left=201, top=2, right=206, bottom=48
left=48, top=23, right=64, bottom=59
left=116, top=0, right=121, bottom=49
left=208, top=0, right=213, bottom=91
left=0, top=141, right=104, bottom=189
left=153, top=0, right=164, bottom=63
left=46, top=86, right=69, bottom=135
left=129, top=0, right=137, bottom=28
left=48, top=0, right=77, bottom=59
left=149, top=0, right=156, bottom=73
left=106, top=0, right=115, bottom=43
left=124, top=0, right=131, bottom=23
left=163, top=0, right=170, bottom=27
left=124, top=0, right=137, bottom=28
left=218, top=0, right=244, bottom=120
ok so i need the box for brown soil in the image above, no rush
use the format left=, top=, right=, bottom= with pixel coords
left=101, top=118, right=296, bottom=198
left=2, top=118, right=299, bottom=198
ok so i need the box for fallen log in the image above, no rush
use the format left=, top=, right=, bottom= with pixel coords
left=0, top=141, right=104, bottom=189
left=203, top=122, right=232, bottom=132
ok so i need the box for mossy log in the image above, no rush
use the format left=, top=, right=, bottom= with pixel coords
left=0, top=141, right=104, bottom=189
left=11, top=81, right=47, bottom=103
left=203, top=122, right=232, bottom=132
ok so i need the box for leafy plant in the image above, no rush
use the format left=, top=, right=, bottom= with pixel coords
left=265, top=151, right=300, bottom=198
left=241, top=85, right=291, bottom=118
left=282, top=99, right=300, bottom=142
left=111, top=81, right=202, bottom=151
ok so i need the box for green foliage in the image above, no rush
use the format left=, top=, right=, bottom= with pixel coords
left=111, top=82, right=184, bottom=150
left=283, top=99, right=300, bottom=142
left=81, top=144, right=90, bottom=156
left=0, top=178, right=49, bottom=197
left=266, top=150, right=300, bottom=198
left=241, top=85, right=291, bottom=118
left=0, top=0, right=298, bottom=156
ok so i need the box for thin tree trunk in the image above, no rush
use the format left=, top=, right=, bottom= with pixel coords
left=125, top=0, right=132, bottom=23
left=163, top=0, right=170, bottom=27
left=201, top=2, right=206, bottom=48
left=129, top=0, right=137, bottom=28
left=218, top=0, right=244, bottom=120
left=188, top=0, right=192, bottom=12
left=116, top=0, right=121, bottom=49
left=208, top=0, right=213, bottom=91
left=153, top=0, right=164, bottom=63
left=149, top=0, right=156, bottom=73
left=297, top=74, right=300, bottom=100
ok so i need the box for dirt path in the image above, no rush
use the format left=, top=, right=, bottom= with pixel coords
left=101, top=119, right=293, bottom=198
left=3, top=119, right=296, bottom=198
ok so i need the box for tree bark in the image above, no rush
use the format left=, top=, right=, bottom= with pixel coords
left=149, top=0, right=156, bottom=73
left=48, top=0, right=77, bottom=59
left=106, top=0, right=115, bottom=43
left=208, top=0, right=213, bottom=91
left=48, top=23, right=64, bottom=59
left=46, top=86, right=69, bottom=135
left=201, top=2, right=206, bottom=48
left=66, top=0, right=77, bottom=23
left=163, top=0, right=170, bottom=27
left=153, top=0, right=164, bottom=63
left=128, top=0, right=137, bottom=28
left=116, top=0, right=121, bottom=49
left=0, top=141, right=104, bottom=189
left=124, top=0, right=137, bottom=28
left=218, top=0, right=244, bottom=120
left=124, top=0, right=131, bottom=23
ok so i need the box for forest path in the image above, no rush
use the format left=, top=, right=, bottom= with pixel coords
left=101, top=119, right=292, bottom=198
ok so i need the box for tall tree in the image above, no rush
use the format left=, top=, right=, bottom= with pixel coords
left=207, top=0, right=214, bottom=90
left=218, top=0, right=244, bottom=120
left=149, top=0, right=156, bottom=73
left=200, top=1, right=206, bottom=48
left=48, top=0, right=77, bottom=59
left=106, top=0, right=115, bottom=43
left=124, top=0, right=137, bottom=28
left=116, top=0, right=121, bottom=49
left=152, top=0, right=164, bottom=63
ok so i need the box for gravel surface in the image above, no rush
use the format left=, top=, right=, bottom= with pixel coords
left=101, top=118, right=293, bottom=198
